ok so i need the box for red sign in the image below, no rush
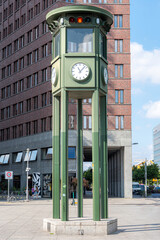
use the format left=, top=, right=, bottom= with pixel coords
left=5, top=171, right=13, bottom=179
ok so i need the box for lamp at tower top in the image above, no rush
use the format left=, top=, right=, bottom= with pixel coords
left=46, top=5, right=113, bottom=33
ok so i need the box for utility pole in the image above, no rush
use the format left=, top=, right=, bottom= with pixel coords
left=145, top=158, right=147, bottom=198
left=26, top=148, right=30, bottom=201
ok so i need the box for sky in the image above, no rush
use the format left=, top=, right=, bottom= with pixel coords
left=131, top=0, right=160, bottom=164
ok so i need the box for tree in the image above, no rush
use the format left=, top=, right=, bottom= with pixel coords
left=83, top=167, right=92, bottom=185
left=132, top=163, right=160, bottom=183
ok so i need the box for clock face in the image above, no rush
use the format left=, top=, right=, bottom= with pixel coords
left=71, top=63, right=89, bottom=81
left=104, top=67, right=108, bottom=84
left=51, top=68, right=56, bottom=85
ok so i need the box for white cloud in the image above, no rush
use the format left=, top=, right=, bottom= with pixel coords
left=143, top=101, right=160, bottom=118
left=131, top=42, right=160, bottom=84
left=132, top=87, right=143, bottom=95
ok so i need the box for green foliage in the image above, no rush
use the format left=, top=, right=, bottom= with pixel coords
left=83, top=167, right=92, bottom=185
left=132, top=163, right=160, bottom=183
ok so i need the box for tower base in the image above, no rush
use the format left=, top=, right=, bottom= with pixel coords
left=43, top=217, right=117, bottom=235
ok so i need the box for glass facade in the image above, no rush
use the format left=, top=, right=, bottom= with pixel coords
left=55, top=32, right=60, bottom=57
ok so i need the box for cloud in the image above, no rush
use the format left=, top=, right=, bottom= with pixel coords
left=143, top=101, right=160, bottom=118
left=131, top=42, right=160, bottom=84
left=132, top=87, right=143, bottom=95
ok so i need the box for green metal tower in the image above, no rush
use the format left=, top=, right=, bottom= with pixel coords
left=46, top=5, right=113, bottom=221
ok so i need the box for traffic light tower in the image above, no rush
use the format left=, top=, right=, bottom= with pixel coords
left=46, top=5, right=113, bottom=222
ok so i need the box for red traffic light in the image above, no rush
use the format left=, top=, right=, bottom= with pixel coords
left=69, top=17, right=75, bottom=23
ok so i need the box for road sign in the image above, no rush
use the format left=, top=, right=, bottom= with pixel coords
left=5, top=171, right=13, bottom=180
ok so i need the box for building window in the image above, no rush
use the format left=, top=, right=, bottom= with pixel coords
left=8, top=23, right=13, bottom=34
left=26, top=98, right=31, bottom=112
left=55, top=32, right=60, bottom=57
left=42, top=68, right=47, bottom=82
left=42, top=93, right=47, bottom=107
left=120, top=64, right=123, bottom=78
left=1, top=88, right=6, bottom=99
left=8, top=44, right=12, bottom=55
left=99, top=32, right=106, bottom=58
left=24, top=150, right=37, bottom=161
left=115, top=90, right=119, bottom=104
left=0, top=130, right=5, bottom=141
left=6, top=85, right=11, bottom=97
left=6, top=128, right=10, bottom=140
left=88, top=116, right=92, bottom=129
left=2, top=47, right=7, bottom=58
left=14, top=60, right=19, bottom=72
left=43, top=0, right=49, bottom=10
left=15, top=18, right=19, bottom=30
left=49, top=91, right=52, bottom=104
left=34, top=26, right=39, bottom=39
left=26, top=122, right=31, bottom=136
left=35, top=3, right=40, bottom=16
left=28, top=8, right=33, bottom=21
left=42, top=21, right=48, bottom=34
left=14, top=39, right=19, bottom=52
left=20, top=35, right=25, bottom=48
left=114, top=15, right=123, bottom=28
left=0, top=154, right=10, bottom=164
left=41, top=118, right=47, bottom=132
left=7, top=64, right=11, bottom=76
left=19, top=102, right=23, bottom=114
left=34, top=72, right=38, bottom=86
left=19, top=79, right=24, bottom=92
left=15, top=0, right=20, bottom=11
left=115, top=64, right=123, bottom=78
left=21, top=14, right=26, bottom=26
left=83, top=116, right=87, bottom=129
left=27, top=30, right=32, bottom=43
left=34, top=96, right=38, bottom=109
left=2, top=67, right=6, bottom=79
left=33, top=120, right=38, bottom=134
left=1, top=108, right=5, bottom=120
left=67, top=28, right=93, bottom=53
left=27, top=52, right=32, bottom=65
left=13, top=126, right=17, bottom=139
left=14, top=152, right=23, bottom=163
left=20, top=57, right=24, bottom=69
left=115, top=116, right=119, bottom=129
left=119, top=15, right=123, bottom=28
left=6, top=106, right=11, bottom=118
left=13, top=82, right=18, bottom=94
left=114, top=15, right=118, bottom=28
left=120, top=116, right=124, bottom=129
left=115, top=90, right=124, bottom=104
left=13, top=103, right=18, bottom=116
left=18, top=124, right=23, bottom=137
left=27, top=75, right=32, bottom=88
left=49, top=116, right=52, bottom=130
left=115, top=39, right=123, bottom=53
left=42, top=44, right=48, bottom=58
left=34, top=49, right=39, bottom=62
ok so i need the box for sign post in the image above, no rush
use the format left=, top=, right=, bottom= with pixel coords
left=5, top=171, right=13, bottom=199
left=25, top=148, right=30, bottom=201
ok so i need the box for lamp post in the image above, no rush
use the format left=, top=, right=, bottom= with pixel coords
left=25, top=148, right=30, bottom=201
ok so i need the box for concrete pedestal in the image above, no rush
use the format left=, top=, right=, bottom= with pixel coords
left=43, top=217, right=117, bottom=235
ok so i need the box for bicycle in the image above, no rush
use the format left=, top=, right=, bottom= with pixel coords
left=7, top=192, right=16, bottom=202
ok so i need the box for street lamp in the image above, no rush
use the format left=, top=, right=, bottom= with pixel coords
left=25, top=148, right=31, bottom=201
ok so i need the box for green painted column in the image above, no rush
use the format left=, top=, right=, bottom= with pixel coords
left=92, top=90, right=100, bottom=221
left=52, top=96, right=60, bottom=218
left=100, top=95, right=108, bottom=218
left=77, top=99, right=83, bottom=217
left=61, top=89, right=68, bottom=221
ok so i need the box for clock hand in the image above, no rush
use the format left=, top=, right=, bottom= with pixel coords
left=78, top=67, right=81, bottom=73
left=80, top=66, right=85, bottom=72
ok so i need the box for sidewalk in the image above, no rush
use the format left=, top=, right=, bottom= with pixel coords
left=0, top=198, right=160, bottom=240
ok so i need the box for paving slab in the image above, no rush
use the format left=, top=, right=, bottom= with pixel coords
left=0, top=198, right=160, bottom=240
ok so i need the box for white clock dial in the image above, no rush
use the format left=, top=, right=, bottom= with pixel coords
left=71, top=63, right=89, bottom=80
left=51, top=68, right=56, bottom=85
left=104, top=67, right=108, bottom=84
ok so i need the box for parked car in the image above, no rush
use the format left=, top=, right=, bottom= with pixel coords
left=132, top=182, right=141, bottom=195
